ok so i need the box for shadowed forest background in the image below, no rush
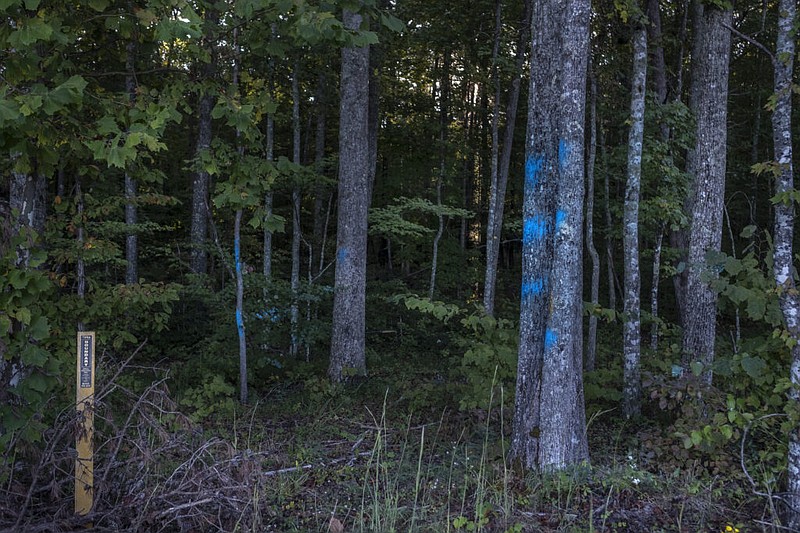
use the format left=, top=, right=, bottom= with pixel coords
left=2, top=0, right=800, bottom=531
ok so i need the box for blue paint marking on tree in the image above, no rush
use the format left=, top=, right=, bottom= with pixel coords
left=337, top=247, right=348, bottom=264
left=558, top=139, right=570, bottom=171
left=544, top=328, right=558, bottom=351
left=523, top=215, right=548, bottom=244
left=235, top=308, right=244, bottom=334
left=525, top=153, right=545, bottom=187
left=555, top=209, right=566, bottom=230
left=521, top=277, right=546, bottom=300
left=235, top=235, right=241, bottom=274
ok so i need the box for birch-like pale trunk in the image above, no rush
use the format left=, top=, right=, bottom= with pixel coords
left=512, top=0, right=589, bottom=470
left=769, top=0, right=800, bottom=526
left=290, top=62, right=302, bottom=357
left=429, top=51, right=450, bottom=301
left=312, top=70, right=327, bottom=277
left=232, top=27, right=247, bottom=404
left=599, top=126, right=617, bottom=312
left=622, top=20, right=647, bottom=419
left=124, top=39, right=138, bottom=285
left=681, top=4, right=731, bottom=384
left=234, top=209, right=247, bottom=404
left=329, top=8, right=370, bottom=382
left=585, top=71, right=599, bottom=373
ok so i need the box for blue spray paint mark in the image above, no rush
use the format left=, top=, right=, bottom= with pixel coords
left=234, top=235, right=241, bottom=275
left=525, top=154, right=545, bottom=188
left=523, top=215, right=548, bottom=245
left=235, top=308, right=244, bottom=334
left=521, top=277, right=546, bottom=300
left=558, top=139, right=570, bottom=171
left=555, top=209, right=567, bottom=230
left=337, top=247, right=348, bottom=264
left=544, top=328, right=558, bottom=351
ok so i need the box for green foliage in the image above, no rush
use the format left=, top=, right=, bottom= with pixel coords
left=456, top=314, right=518, bottom=410
left=180, top=374, right=237, bottom=422
left=0, top=230, right=61, bottom=464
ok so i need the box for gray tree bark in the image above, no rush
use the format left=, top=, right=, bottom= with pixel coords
left=290, top=62, right=302, bottom=357
left=622, top=19, right=647, bottom=419
left=429, top=51, right=450, bottom=301
left=681, top=3, right=731, bottom=384
left=769, top=0, right=800, bottom=526
left=329, top=8, right=370, bottom=382
left=189, top=10, right=217, bottom=276
left=585, top=71, right=599, bottom=373
left=124, top=39, right=138, bottom=285
left=511, top=0, right=590, bottom=470
left=484, top=0, right=531, bottom=317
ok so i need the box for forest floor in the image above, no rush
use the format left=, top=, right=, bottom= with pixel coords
left=0, top=350, right=783, bottom=533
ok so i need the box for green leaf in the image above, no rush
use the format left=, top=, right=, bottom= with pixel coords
left=741, top=355, right=766, bottom=379
left=9, top=17, right=54, bottom=47
left=0, top=0, right=21, bottom=12
left=380, top=13, right=405, bottom=33
left=740, top=225, right=757, bottom=239
left=87, top=0, right=109, bottom=11
left=690, top=361, right=704, bottom=376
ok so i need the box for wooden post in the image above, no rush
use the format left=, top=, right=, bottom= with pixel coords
left=75, top=331, right=95, bottom=517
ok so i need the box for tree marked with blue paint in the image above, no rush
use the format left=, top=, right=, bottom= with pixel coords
left=525, top=153, right=545, bottom=188
left=523, top=215, right=548, bottom=244
left=544, top=328, right=558, bottom=351
left=521, top=277, right=547, bottom=300
left=558, top=139, right=570, bottom=171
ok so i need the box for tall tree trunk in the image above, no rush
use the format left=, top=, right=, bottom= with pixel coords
left=484, top=0, right=503, bottom=314
left=124, top=39, right=138, bottom=285
left=234, top=208, right=247, bottom=404
left=622, top=19, right=647, bottom=418
left=312, top=70, right=328, bottom=278
left=429, top=50, right=450, bottom=301
left=600, top=127, right=617, bottom=311
left=511, top=0, right=590, bottom=470
left=329, top=8, right=370, bottom=382
left=770, top=0, right=800, bottom=526
left=290, top=62, right=302, bottom=357
left=681, top=3, right=731, bottom=384
left=263, top=28, right=276, bottom=281
left=484, top=0, right=531, bottom=317
left=189, top=10, right=217, bottom=276
left=585, top=70, right=600, bottom=372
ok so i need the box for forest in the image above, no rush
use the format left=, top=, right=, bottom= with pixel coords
left=2, top=0, right=800, bottom=531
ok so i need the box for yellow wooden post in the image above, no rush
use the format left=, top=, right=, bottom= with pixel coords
left=75, top=331, right=95, bottom=517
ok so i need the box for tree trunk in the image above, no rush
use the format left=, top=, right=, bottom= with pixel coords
left=329, top=8, right=370, bottom=382
left=429, top=50, right=450, bottom=301
left=263, top=29, right=276, bottom=281
left=484, top=0, right=503, bottom=314
left=585, top=71, right=600, bottom=372
left=622, top=19, right=647, bottom=419
left=124, top=39, right=138, bottom=285
left=600, top=127, right=617, bottom=312
left=484, top=0, right=531, bottom=317
left=681, top=3, right=731, bottom=384
left=9, top=169, right=46, bottom=268
left=512, top=0, right=590, bottom=470
left=189, top=10, right=217, bottom=276
left=290, top=62, right=302, bottom=357
left=650, top=225, right=665, bottom=351
left=769, top=0, right=800, bottom=526
left=312, top=70, right=328, bottom=278
left=234, top=209, right=247, bottom=404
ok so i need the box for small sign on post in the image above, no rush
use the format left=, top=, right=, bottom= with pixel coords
left=75, top=331, right=95, bottom=517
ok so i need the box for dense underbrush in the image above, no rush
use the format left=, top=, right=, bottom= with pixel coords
left=0, top=345, right=785, bottom=533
